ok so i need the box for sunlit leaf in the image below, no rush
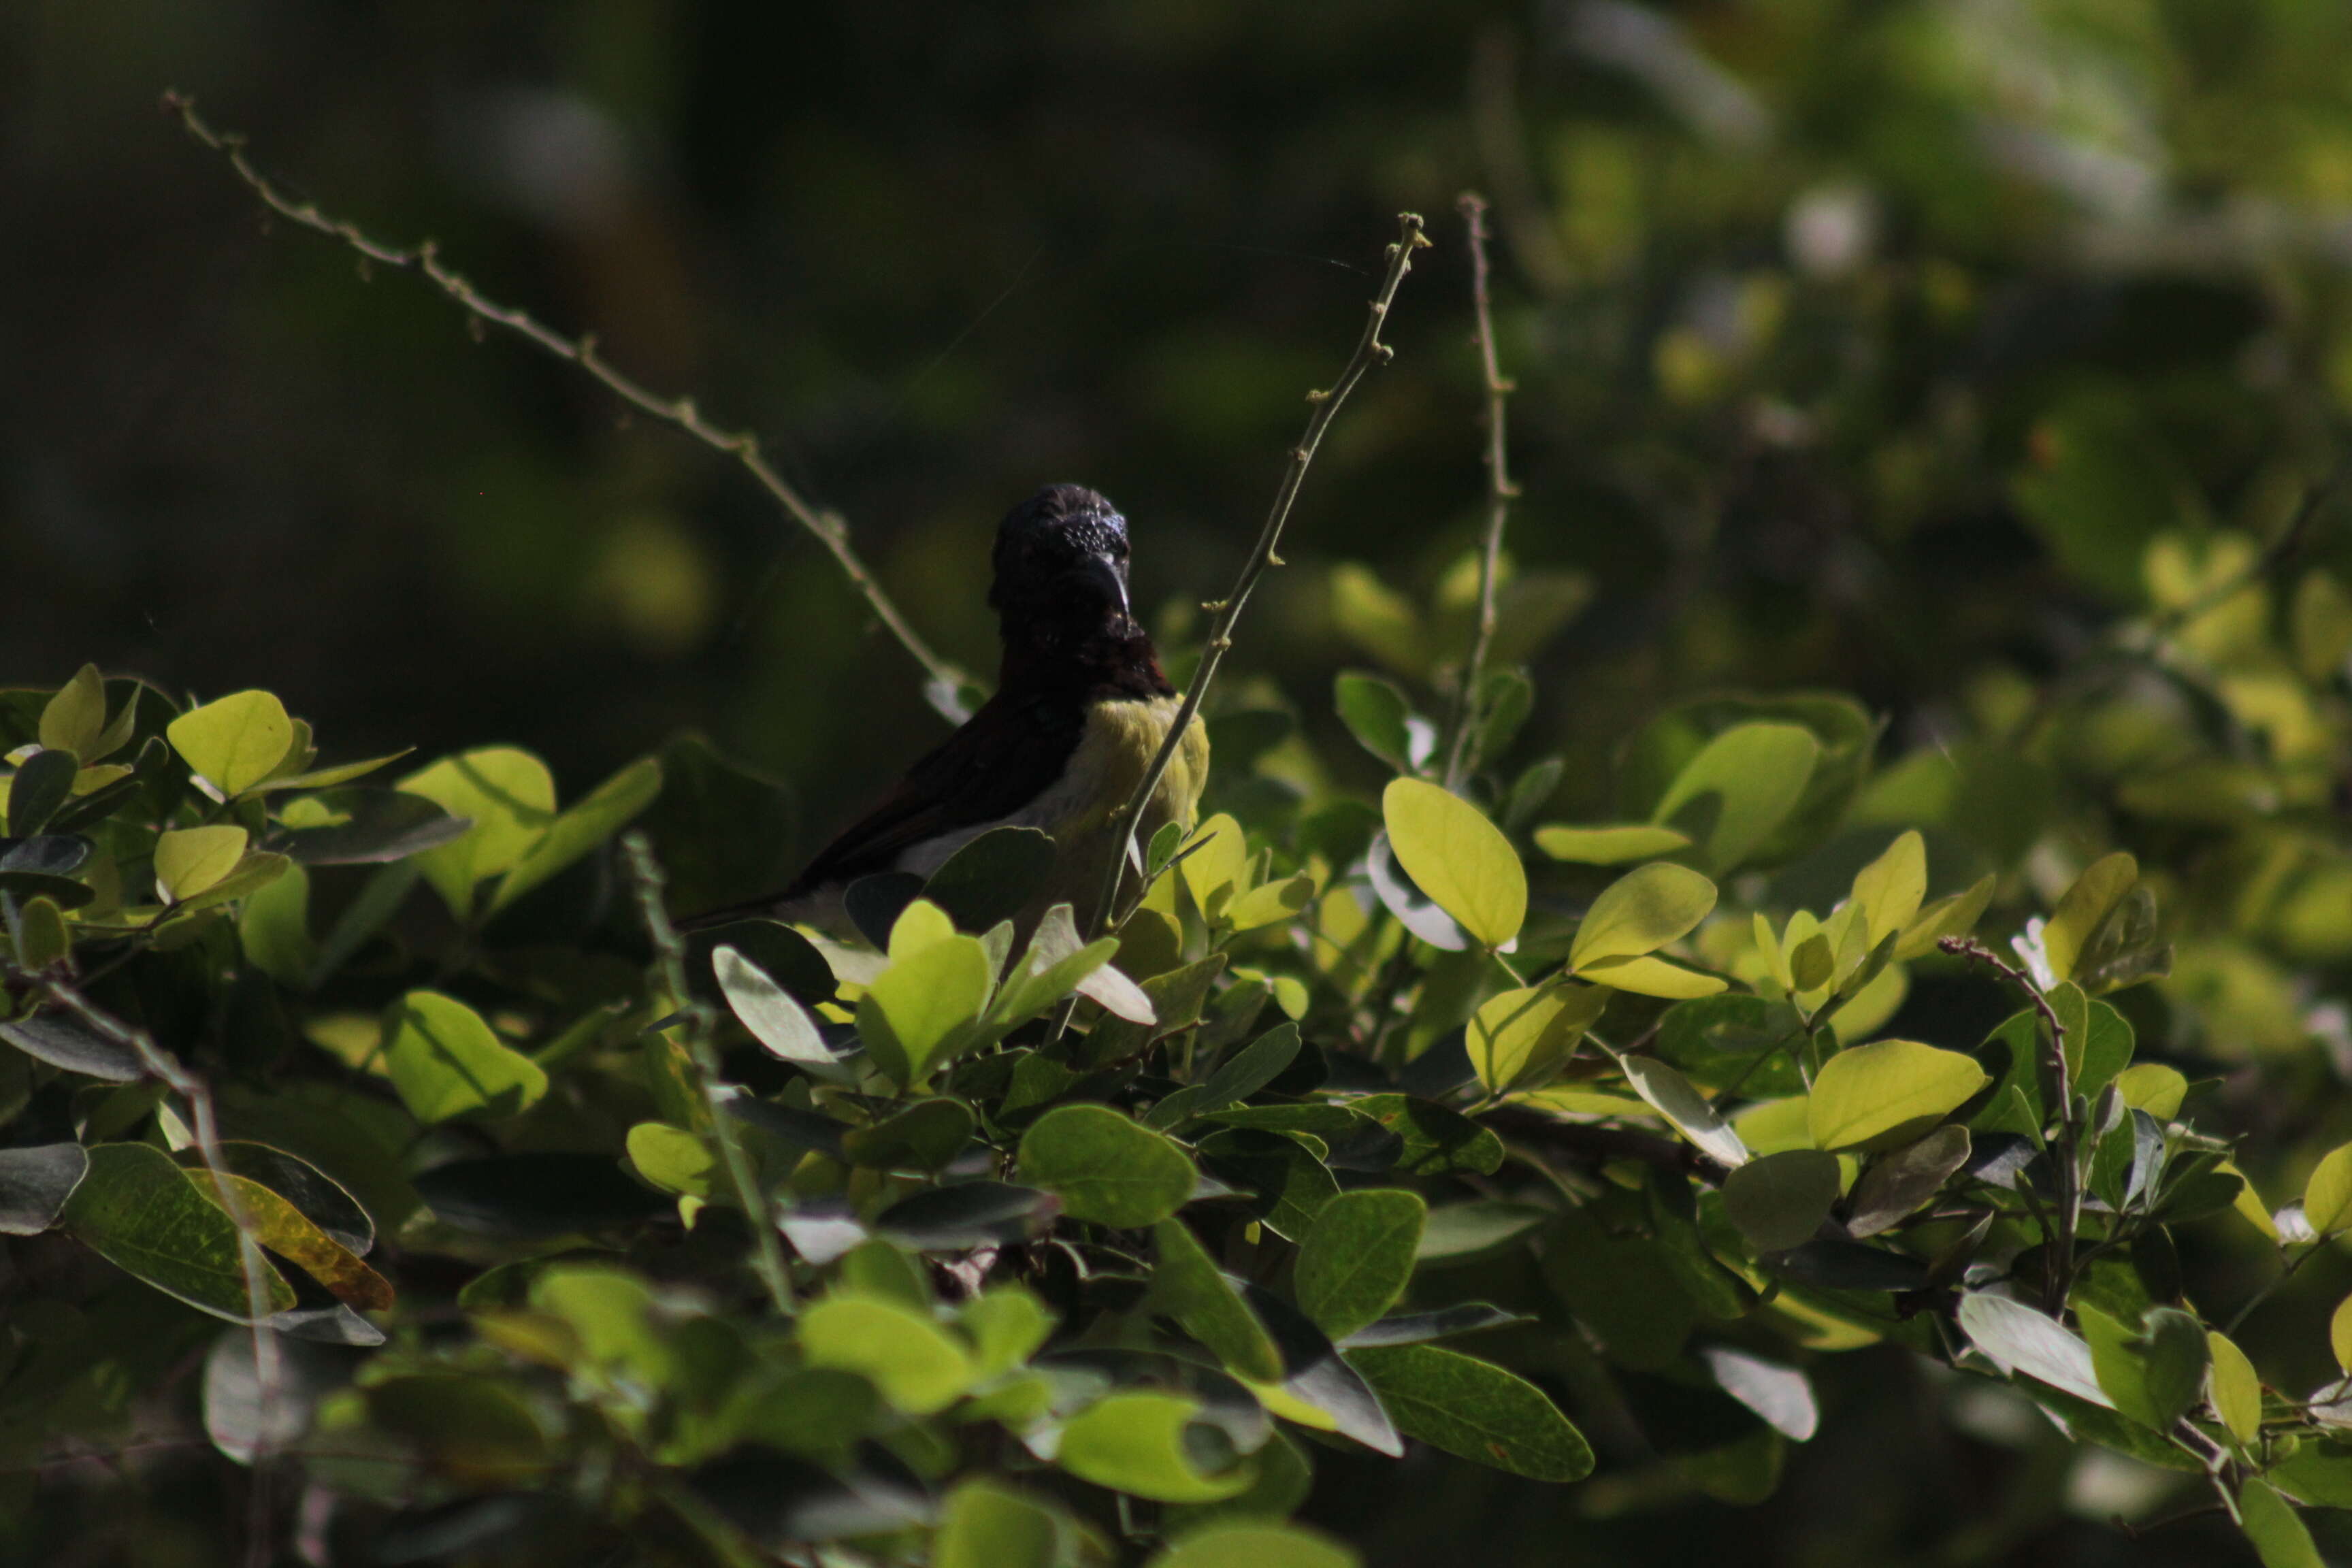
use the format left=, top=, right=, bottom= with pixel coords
left=1056, top=1391, right=1253, bottom=1502
left=798, top=1292, right=973, bottom=1414
left=398, top=747, right=557, bottom=919
left=1381, top=779, right=1525, bottom=949
left=61, top=1143, right=297, bottom=1322
left=1570, top=863, right=1717, bottom=970
left=1808, top=1040, right=1987, bottom=1151
left=1650, top=722, right=1820, bottom=872
left=167, top=690, right=295, bottom=796
left=382, top=990, right=549, bottom=1124
left=153, top=826, right=248, bottom=902
left=1533, top=823, right=1693, bottom=864
left=489, top=755, right=663, bottom=912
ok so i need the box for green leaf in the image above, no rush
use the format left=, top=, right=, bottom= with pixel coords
left=858, top=932, right=994, bottom=1085
left=0, top=1143, right=88, bottom=1235
left=167, top=690, right=295, bottom=796
left=1016, top=1105, right=1196, bottom=1226
left=992, top=903, right=1124, bottom=1032
left=960, top=1286, right=1056, bottom=1379
left=1344, top=1345, right=1593, bottom=1482
left=1847, top=830, right=1927, bottom=947
left=1533, top=823, right=1693, bottom=864
left=713, top=945, right=832, bottom=1070
left=1149, top=1522, right=1361, bottom=1568
left=922, top=826, right=1056, bottom=932
left=1650, top=722, right=1820, bottom=872
left=1152, top=1218, right=1284, bottom=1382
left=1294, top=1190, right=1424, bottom=1341
left=184, top=1167, right=393, bottom=1311
left=1955, top=1291, right=2108, bottom=1407
left=39, top=664, right=109, bottom=757
left=1198, top=1130, right=1339, bottom=1241
left=1575, top=953, right=1728, bottom=1000
left=842, top=1098, right=977, bottom=1171
left=2079, top=1302, right=2206, bottom=1431
left=6, top=749, right=78, bottom=836
left=797, top=1293, right=974, bottom=1414
left=1179, top=813, right=1252, bottom=921
left=1224, top=872, right=1318, bottom=933
left=1380, top=779, right=1526, bottom=949
left=1807, top=1039, right=1987, bottom=1151
left=1329, top=562, right=1426, bottom=676
left=1569, top=863, right=1718, bottom=970
left=2208, top=1329, right=2261, bottom=1444
left=1056, top=1390, right=1253, bottom=1502
left=2240, top=1480, right=2324, bottom=1568
left=489, top=755, right=663, bottom=913
left=1846, top=1126, right=1971, bottom=1237
left=382, top=990, right=549, bottom=1124
left=238, top=860, right=314, bottom=987
left=1893, top=874, right=1997, bottom=962
left=1334, top=671, right=1417, bottom=772
left=2115, top=1062, right=2188, bottom=1120
left=152, top=826, right=248, bottom=902
left=1198, top=1023, right=1301, bottom=1111
left=2043, top=851, right=2137, bottom=984
left=1616, top=1054, right=1749, bottom=1166
left=934, top=1481, right=1068, bottom=1568
left=626, top=1122, right=715, bottom=1200
left=2331, top=1292, right=2352, bottom=1372
left=61, top=1143, right=297, bottom=1322
left=1345, top=1094, right=1503, bottom=1177
left=2305, top=1142, right=2352, bottom=1237
left=1721, top=1149, right=1841, bottom=1252
left=1467, top=985, right=1605, bottom=1096
left=398, top=747, right=557, bottom=919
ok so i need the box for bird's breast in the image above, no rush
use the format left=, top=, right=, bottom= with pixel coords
left=1026, top=692, right=1208, bottom=844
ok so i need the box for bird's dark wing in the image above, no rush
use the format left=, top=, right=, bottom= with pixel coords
left=781, top=685, right=1086, bottom=897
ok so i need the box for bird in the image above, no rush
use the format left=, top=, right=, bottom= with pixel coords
left=700, top=483, right=1209, bottom=941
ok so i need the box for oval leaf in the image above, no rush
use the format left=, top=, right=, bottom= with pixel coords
left=384, top=991, right=549, bottom=1124
left=154, top=825, right=249, bottom=902
left=1381, top=779, right=1526, bottom=949
left=1017, top=1105, right=1196, bottom=1227
left=1343, top=1344, right=1593, bottom=1482
left=1721, top=1149, right=1841, bottom=1252
left=1294, top=1189, right=1425, bottom=1342
left=61, top=1143, right=297, bottom=1322
left=167, top=690, right=294, bottom=796
left=1056, top=1391, right=1252, bottom=1502
left=1570, top=863, right=1718, bottom=971
left=1808, top=1039, right=1988, bottom=1152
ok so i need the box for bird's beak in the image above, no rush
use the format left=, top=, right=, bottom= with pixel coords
left=1065, top=551, right=1130, bottom=621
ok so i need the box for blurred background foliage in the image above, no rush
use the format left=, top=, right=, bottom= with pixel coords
left=14, top=0, right=2352, bottom=1563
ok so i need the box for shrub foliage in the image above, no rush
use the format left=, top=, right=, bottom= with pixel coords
left=7, top=494, right=2352, bottom=1567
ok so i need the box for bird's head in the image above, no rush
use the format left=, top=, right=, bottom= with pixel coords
left=990, top=483, right=1137, bottom=651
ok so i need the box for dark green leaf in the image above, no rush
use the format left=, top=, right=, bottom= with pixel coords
left=1344, top=1094, right=1503, bottom=1176
left=0, top=1142, right=88, bottom=1235
left=0, top=1010, right=144, bottom=1081
left=61, top=1142, right=297, bottom=1322
left=1294, top=1190, right=1424, bottom=1341
left=7, top=748, right=79, bottom=836
left=1198, top=1128, right=1338, bottom=1241
left=1017, top=1104, right=1196, bottom=1226
left=412, top=1153, right=667, bottom=1238
left=1152, top=1218, right=1284, bottom=1382
left=272, top=787, right=470, bottom=864
left=1339, top=1303, right=1530, bottom=1348
left=1198, top=1023, right=1301, bottom=1110
left=843, top=1098, right=976, bottom=1170
left=875, top=1182, right=1056, bottom=1250
left=923, top=826, right=1057, bottom=932
left=1345, top=1345, right=1592, bottom=1481
left=1721, top=1150, right=1841, bottom=1253
left=1847, top=1126, right=1971, bottom=1238
left=1334, top=672, right=1416, bottom=771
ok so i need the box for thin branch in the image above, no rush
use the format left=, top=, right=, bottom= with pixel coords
left=619, top=832, right=796, bottom=1316
left=1940, top=935, right=2081, bottom=1313
left=3, top=966, right=284, bottom=1565
left=1086, top=212, right=1430, bottom=937
left=159, top=91, right=967, bottom=698
left=1443, top=193, right=1518, bottom=793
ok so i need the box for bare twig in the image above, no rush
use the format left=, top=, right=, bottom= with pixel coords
left=1085, top=212, right=1430, bottom=937
left=1443, top=193, right=1518, bottom=792
left=619, top=832, right=796, bottom=1315
left=159, top=91, right=967, bottom=698
left=1940, top=935, right=2081, bottom=1313
left=3, top=968, right=284, bottom=1565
